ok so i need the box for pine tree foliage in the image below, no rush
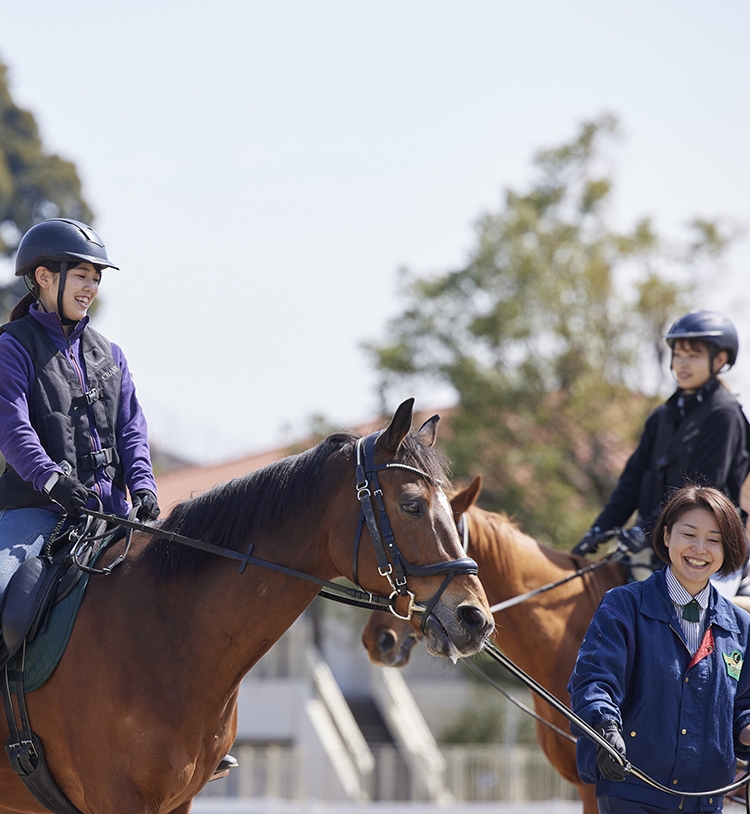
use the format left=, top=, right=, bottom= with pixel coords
left=0, top=58, right=93, bottom=259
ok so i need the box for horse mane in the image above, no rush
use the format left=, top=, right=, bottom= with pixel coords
left=146, top=427, right=450, bottom=580
left=466, top=507, right=524, bottom=561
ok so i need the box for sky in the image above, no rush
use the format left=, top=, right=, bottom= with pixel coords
left=1, top=1, right=749, bottom=464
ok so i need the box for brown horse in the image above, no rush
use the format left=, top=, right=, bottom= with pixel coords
left=0, top=400, right=493, bottom=814
left=361, top=475, right=626, bottom=814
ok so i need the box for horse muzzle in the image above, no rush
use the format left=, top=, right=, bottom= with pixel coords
left=419, top=598, right=494, bottom=659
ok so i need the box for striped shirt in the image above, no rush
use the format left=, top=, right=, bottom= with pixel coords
left=665, top=566, right=711, bottom=656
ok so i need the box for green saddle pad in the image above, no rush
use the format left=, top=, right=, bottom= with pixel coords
left=10, top=569, right=91, bottom=693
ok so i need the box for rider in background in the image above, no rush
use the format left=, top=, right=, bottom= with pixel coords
left=0, top=218, right=159, bottom=596
left=569, top=484, right=750, bottom=813
left=573, top=310, right=750, bottom=587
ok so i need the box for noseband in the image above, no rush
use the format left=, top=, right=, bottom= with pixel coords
left=351, top=432, right=479, bottom=626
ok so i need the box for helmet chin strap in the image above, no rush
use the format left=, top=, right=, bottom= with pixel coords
left=56, top=261, right=78, bottom=327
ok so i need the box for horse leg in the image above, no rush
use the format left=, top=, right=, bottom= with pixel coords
left=577, top=780, right=598, bottom=813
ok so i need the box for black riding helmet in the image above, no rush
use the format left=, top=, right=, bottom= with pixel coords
left=665, top=310, right=739, bottom=370
left=15, top=219, right=118, bottom=324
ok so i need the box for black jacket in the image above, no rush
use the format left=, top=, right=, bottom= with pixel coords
left=594, top=378, right=750, bottom=537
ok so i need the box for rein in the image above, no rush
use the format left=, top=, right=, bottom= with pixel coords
left=487, top=548, right=626, bottom=614
left=478, top=641, right=750, bottom=803
left=83, top=431, right=479, bottom=622
left=455, top=517, right=628, bottom=615
left=83, top=508, right=398, bottom=613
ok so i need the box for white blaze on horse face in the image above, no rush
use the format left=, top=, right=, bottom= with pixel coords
left=436, top=489, right=458, bottom=547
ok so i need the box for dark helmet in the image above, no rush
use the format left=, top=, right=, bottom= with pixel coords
left=14, top=218, right=119, bottom=278
left=665, top=310, right=738, bottom=368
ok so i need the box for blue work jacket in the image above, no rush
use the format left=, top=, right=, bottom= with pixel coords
left=568, top=568, right=750, bottom=811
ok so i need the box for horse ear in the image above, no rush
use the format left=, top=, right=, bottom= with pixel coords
left=376, top=398, right=415, bottom=455
left=415, top=414, right=440, bottom=448
left=450, top=475, right=483, bottom=514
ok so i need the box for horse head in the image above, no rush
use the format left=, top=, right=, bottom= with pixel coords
left=360, top=473, right=484, bottom=666
left=327, top=401, right=492, bottom=659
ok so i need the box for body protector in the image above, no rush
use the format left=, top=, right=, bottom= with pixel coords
left=0, top=316, right=124, bottom=509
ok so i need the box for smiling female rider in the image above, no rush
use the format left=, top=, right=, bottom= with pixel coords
left=569, top=484, right=750, bottom=812
left=0, top=218, right=159, bottom=596
left=0, top=219, right=238, bottom=780
left=574, top=311, right=750, bottom=571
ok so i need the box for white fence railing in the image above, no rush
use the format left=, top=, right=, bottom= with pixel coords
left=370, top=666, right=452, bottom=803
left=198, top=744, right=579, bottom=804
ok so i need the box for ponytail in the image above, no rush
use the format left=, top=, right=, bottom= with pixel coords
left=8, top=261, right=64, bottom=322
left=9, top=292, right=36, bottom=321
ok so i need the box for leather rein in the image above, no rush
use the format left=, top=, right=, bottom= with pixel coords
left=82, top=431, right=479, bottom=624
left=455, top=514, right=628, bottom=614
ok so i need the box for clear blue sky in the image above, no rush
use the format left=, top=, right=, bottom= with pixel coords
left=2, top=1, right=749, bottom=462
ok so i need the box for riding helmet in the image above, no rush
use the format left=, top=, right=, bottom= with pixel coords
left=14, top=219, right=119, bottom=278
left=665, top=310, right=739, bottom=367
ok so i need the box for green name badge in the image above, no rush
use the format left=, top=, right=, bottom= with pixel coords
left=723, top=650, right=743, bottom=681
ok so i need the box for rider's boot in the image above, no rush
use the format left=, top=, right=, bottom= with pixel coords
left=210, top=753, right=238, bottom=781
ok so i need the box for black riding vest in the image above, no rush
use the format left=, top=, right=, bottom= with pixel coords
left=0, top=316, right=124, bottom=509
left=637, top=382, right=750, bottom=521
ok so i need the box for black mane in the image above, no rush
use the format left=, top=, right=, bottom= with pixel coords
left=145, top=427, right=450, bottom=580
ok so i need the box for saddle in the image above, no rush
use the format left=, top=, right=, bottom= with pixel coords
left=0, top=518, right=115, bottom=814
left=0, top=522, right=100, bottom=672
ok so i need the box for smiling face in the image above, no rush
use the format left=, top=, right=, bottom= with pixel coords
left=36, top=262, right=101, bottom=322
left=670, top=339, right=727, bottom=393
left=664, top=507, right=725, bottom=595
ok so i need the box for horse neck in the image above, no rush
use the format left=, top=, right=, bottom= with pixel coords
left=467, top=508, right=566, bottom=602
left=131, top=518, right=330, bottom=698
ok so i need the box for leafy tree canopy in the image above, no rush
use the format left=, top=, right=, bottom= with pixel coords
left=0, top=58, right=93, bottom=260
left=366, top=114, right=734, bottom=548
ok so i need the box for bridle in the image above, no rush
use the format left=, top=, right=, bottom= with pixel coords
left=80, top=431, right=479, bottom=627
left=350, top=432, right=479, bottom=626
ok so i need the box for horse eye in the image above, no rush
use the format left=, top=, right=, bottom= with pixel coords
left=402, top=501, right=421, bottom=515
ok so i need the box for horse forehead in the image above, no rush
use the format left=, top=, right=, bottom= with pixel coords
left=434, top=488, right=453, bottom=518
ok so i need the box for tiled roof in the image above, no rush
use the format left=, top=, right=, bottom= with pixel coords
left=155, top=447, right=288, bottom=513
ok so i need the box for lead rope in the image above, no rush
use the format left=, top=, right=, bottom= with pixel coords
left=480, top=641, right=750, bottom=803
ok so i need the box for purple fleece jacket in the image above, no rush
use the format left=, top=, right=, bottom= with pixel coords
left=0, top=304, right=157, bottom=515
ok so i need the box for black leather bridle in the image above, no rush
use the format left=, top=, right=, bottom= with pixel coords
left=350, top=432, right=479, bottom=626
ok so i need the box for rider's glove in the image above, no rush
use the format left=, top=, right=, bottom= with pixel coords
left=595, top=720, right=630, bottom=781
left=47, top=475, right=90, bottom=516
left=132, top=489, right=160, bottom=522
left=572, top=527, right=602, bottom=557
left=620, top=526, right=648, bottom=553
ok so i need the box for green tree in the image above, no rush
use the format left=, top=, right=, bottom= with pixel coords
left=366, top=114, right=733, bottom=548
left=0, top=57, right=95, bottom=472
left=0, top=57, right=93, bottom=269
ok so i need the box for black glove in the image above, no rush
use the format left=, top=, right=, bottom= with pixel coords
left=619, top=526, right=648, bottom=553
left=48, top=475, right=90, bottom=516
left=572, top=527, right=603, bottom=556
left=132, top=489, right=160, bottom=522
left=595, top=720, right=629, bottom=781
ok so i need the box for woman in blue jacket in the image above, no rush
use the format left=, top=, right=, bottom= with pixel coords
left=0, top=219, right=159, bottom=596
left=569, top=484, right=750, bottom=812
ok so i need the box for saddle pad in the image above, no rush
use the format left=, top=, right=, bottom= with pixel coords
left=9, top=571, right=91, bottom=693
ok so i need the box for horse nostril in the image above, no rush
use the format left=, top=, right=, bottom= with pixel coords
left=458, top=604, right=490, bottom=632
left=379, top=631, right=396, bottom=653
